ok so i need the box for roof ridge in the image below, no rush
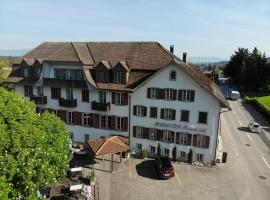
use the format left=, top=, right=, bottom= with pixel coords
left=71, top=42, right=82, bottom=63
left=95, top=136, right=117, bottom=155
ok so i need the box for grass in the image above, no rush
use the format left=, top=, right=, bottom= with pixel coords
left=256, top=96, right=270, bottom=112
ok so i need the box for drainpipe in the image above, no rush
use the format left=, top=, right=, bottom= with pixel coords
left=128, top=94, right=131, bottom=148
left=213, top=111, right=221, bottom=165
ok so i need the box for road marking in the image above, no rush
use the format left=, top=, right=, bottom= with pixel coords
left=128, top=158, right=132, bottom=178
left=174, top=171, right=182, bottom=186
left=247, top=134, right=252, bottom=141
left=262, top=157, right=270, bottom=169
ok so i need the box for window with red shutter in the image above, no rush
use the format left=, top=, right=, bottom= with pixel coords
left=147, top=88, right=150, bottom=98
left=133, top=126, right=136, bottom=137
left=193, top=134, right=197, bottom=146
left=205, top=136, right=210, bottom=148
left=172, top=110, right=176, bottom=120
left=95, top=114, right=100, bottom=128
left=89, top=113, right=94, bottom=127
left=175, top=132, right=180, bottom=144
left=188, top=134, right=192, bottom=145
left=143, top=128, right=149, bottom=139
left=74, top=112, right=82, bottom=125
left=111, top=116, right=116, bottom=130
left=190, top=90, right=195, bottom=102
left=143, top=106, right=147, bottom=117
left=173, top=89, right=177, bottom=100
left=160, top=109, right=164, bottom=119
left=51, top=88, right=61, bottom=99
left=150, top=107, right=157, bottom=118
left=181, top=110, right=190, bottom=122
left=158, top=89, right=165, bottom=99
left=123, top=93, right=128, bottom=105
left=123, top=117, right=128, bottom=131
left=133, top=106, right=137, bottom=116
left=82, top=90, right=89, bottom=102
left=112, top=92, right=115, bottom=104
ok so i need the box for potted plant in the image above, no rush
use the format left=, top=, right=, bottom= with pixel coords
left=89, top=170, right=96, bottom=185
left=141, top=149, right=148, bottom=159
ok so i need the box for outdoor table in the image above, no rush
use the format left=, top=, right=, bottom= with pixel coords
left=70, top=184, right=83, bottom=191
left=70, top=167, right=83, bottom=178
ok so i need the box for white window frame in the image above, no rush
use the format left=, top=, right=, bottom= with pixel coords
left=165, top=89, right=174, bottom=100
left=99, top=91, right=106, bottom=103
left=115, top=71, right=124, bottom=83
left=66, top=88, right=73, bottom=100
left=196, top=135, right=205, bottom=147
left=197, top=154, right=204, bottom=162
left=164, top=109, right=173, bottom=120
left=24, top=68, right=29, bottom=77
left=150, top=88, right=158, bottom=99
left=150, top=146, right=156, bottom=154
left=180, top=151, right=186, bottom=160
left=136, top=143, right=142, bottom=151
left=53, top=110, right=58, bottom=116
left=83, top=113, right=90, bottom=126
left=115, top=93, right=124, bottom=105
left=116, top=117, right=124, bottom=131
left=163, top=130, right=172, bottom=142
left=136, top=126, right=143, bottom=138
left=100, top=115, right=107, bottom=128
left=67, top=112, right=73, bottom=124
left=179, top=132, right=188, bottom=145
left=163, top=148, right=170, bottom=156
left=149, top=129, right=157, bottom=140
left=137, top=106, right=145, bottom=117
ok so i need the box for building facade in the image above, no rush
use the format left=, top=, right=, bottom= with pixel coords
left=5, top=42, right=230, bottom=164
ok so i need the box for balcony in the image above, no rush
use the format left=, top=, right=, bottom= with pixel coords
left=59, top=98, right=77, bottom=108
left=30, top=96, right=47, bottom=105
left=91, top=101, right=110, bottom=111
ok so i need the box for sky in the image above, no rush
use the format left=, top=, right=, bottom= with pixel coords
left=0, top=0, right=269, bottom=59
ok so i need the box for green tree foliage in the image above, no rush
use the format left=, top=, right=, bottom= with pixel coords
left=0, top=87, right=71, bottom=199
left=224, top=47, right=270, bottom=87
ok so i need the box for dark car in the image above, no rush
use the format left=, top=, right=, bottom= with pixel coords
left=154, top=156, right=175, bottom=179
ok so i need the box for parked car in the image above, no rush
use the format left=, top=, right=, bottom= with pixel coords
left=154, top=156, right=175, bottom=179
left=248, top=122, right=262, bottom=134
left=230, top=90, right=240, bottom=100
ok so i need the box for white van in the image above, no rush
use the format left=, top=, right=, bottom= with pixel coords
left=230, top=90, right=240, bottom=100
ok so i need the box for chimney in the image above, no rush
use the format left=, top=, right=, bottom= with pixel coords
left=170, top=45, right=174, bottom=53
left=183, top=52, right=187, bottom=63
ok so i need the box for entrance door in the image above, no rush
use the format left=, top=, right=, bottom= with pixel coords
left=188, top=149, right=193, bottom=164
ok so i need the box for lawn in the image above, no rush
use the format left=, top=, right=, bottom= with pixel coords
left=256, top=96, right=270, bottom=112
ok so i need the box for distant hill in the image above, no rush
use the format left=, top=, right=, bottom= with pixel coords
left=0, top=49, right=30, bottom=56
left=187, top=57, right=228, bottom=64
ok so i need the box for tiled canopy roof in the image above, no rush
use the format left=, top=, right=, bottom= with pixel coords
left=87, top=136, right=128, bottom=156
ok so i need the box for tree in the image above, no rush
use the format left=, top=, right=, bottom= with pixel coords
left=0, top=87, right=71, bottom=199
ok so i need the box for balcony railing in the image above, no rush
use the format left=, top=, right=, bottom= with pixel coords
left=91, top=101, right=110, bottom=111
left=59, top=98, right=77, bottom=108
left=30, top=96, right=47, bottom=105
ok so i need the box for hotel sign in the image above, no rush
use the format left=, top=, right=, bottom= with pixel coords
left=154, top=122, right=207, bottom=133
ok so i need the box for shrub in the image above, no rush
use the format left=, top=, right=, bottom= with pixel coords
left=89, top=170, right=96, bottom=182
left=141, top=149, right=148, bottom=158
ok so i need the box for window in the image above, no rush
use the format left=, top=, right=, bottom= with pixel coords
left=197, top=154, right=204, bottom=162
left=70, top=69, right=83, bottom=80
left=149, top=129, right=157, bottom=140
left=116, top=117, right=124, bottom=130
left=179, top=151, right=186, bottom=160
left=165, top=89, right=174, bottom=100
left=115, top=71, right=124, bottom=84
left=115, top=93, right=124, bottom=105
left=99, top=91, right=106, bottom=103
left=163, top=130, right=173, bottom=143
left=170, top=71, right=176, bottom=80
left=178, top=90, right=195, bottom=102
left=136, top=127, right=143, bottom=138
left=97, top=71, right=105, bottom=82
left=23, top=68, right=29, bottom=78
left=35, top=68, right=41, bottom=78
left=198, top=112, right=208, bottom=124
left=54, top=69, right=83, bottom=80
left=100, top=115, right=106, bottom=128
left=66, top=88, right=73, bottom=100
left=164, top=109, right=174, bottom=120
left=150, top=146, right=156, bottom=154
left=150, top=88, right=158, bottom=99
left=134, top=106, right=146, bottom=117
left=196, top=135, right=205, bottom=147
left=83, top=113, right=90, bottom=126
left=163, top=148, right=170, bottom=156
left=54, top=68, right=66, bottom=79
left=24, top=86, right=33, bottom=97
left=67, top=112, right=74, bottom=124
left=136, top=143, right=142, bottom=150
left=85, top=134, right=89, bottom=142
left=150, top=107, right=157, bottom=118
left=82, top=90, right=89, bottom=102
left=53, top=110, right=59, bottom=117
left=37, top=87, right=43, bottom=97
left=51, top=88, right=61, bottom=99
left=179, top=133, right=188, bottom=145
left=181, top=110, right=189, bottom=122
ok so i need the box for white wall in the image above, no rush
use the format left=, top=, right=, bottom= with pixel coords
left=130, top=62, right=221, bottom=164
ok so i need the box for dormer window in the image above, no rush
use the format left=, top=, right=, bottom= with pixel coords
left=97, top=71, right=105, bottom=82
left=115, top=71, right=124, bottom=84
left=23, top=68, right=29, bottom=78
left=170, top=71, right=176, bottom=81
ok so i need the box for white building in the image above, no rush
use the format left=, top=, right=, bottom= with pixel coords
left=5, top=42, right=230, bottom=164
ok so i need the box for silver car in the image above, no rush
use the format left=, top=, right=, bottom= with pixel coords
left=248, top=122, right=262, bottom=134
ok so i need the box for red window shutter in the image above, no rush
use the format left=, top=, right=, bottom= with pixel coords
left=175, top=132, right=180, bottom=144
left=74, top=112, right=82, bottom=125
left=82, top=90, right=89, bottom=102
left=150, top=107, right=157, bottom=118
left=188, top=134, right=192, bottom=145
left=173, top=89, right=177, bottom=100
left=56, top=88, right=61, bottom=99
left=123, top=117, right=128, bottom=131
left=133, top=106, right=137, bottom=116
left=59, top=110, right=67, bottom=122
left=124, top=93, right=128, bottom=105
left=147, top=88, right=151, bottom=98
left=95, top=114, right=100, bottom=128
left=172, top=110, right=176, bottom=120
left=170, top=132, right=175, bottom=143
left=112, top=92, right=115, bottom=104
left=157, top=129, right=163, bottom=141
left=111, top=116, right=116, bottom=130
left=133, top=126, right=136, bottom=137
left=205, top=136, right=210, bottom=148
left=178, top=90, right=182, bottom=101
left=143, top=128, right=149, bottom=139
left=160, top=109, right=164, bottom=119
left=144, top=106, right=147, bottom=117
left=193, top=134, right=197, bottom=146
left=158, top=89, right=165, bottom=99
left=89, top=113, right=94, bottom=127
left=190, top=90, right=195, bottom=102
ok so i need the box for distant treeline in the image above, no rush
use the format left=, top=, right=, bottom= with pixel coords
left=224, top=47, right=270, bottom=87
left=0, top=56, right=20, bottom=68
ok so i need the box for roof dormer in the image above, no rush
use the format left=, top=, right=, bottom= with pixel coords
left=94, top=60, right=111, bottom=83
left=112, top=61, right=130, bottom=84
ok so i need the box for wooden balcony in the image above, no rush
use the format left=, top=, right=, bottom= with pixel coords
left=59, top=98, right=77, bottom=108
left=30, top=96, right=47, bottom=105
left=91, top=101, right=110, bottom=111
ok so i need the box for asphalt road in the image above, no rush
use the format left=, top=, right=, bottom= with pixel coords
left=219, top=99, right=270, bottom=200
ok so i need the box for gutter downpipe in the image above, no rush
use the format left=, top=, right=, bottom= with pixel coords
left=128, top=94, right=131, bottom=147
